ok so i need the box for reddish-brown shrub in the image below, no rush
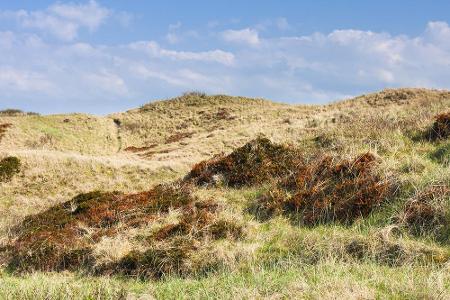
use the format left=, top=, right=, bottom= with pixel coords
left=165, top=132, right=195, bottom=144
left=5, top=180, right=243, bottom=277
left=0, top=123, right=12, bottom=142
left=185, top=137, right=301, bottom=187
left=6, top=183, right=196, bottom=272
left=398, top=185, right=450, bottom=242
left=254, top=153, right=392, bottom=225
left=124, top=144, right=158, bottom=153
left=427, top=112, right=450, bottom=140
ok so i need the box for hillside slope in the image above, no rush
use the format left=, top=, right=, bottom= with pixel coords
left=0, top=88, right=449, bottom=299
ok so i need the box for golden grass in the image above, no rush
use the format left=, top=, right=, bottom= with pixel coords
left=0, top=88, right=449, bottom=298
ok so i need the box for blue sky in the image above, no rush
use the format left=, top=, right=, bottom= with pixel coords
left=0, top=1, right=449, bottom=114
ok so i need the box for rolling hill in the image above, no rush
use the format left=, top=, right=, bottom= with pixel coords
left=0, top=88, right=449, bottom=299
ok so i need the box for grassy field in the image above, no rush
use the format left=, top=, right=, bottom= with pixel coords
left=0, top=88, right=449, bottom=299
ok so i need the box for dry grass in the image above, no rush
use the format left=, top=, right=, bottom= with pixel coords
left=0, top=88, right=450, bottom=297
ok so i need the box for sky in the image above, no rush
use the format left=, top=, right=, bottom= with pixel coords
left=0, top=1, right=450, bottom=114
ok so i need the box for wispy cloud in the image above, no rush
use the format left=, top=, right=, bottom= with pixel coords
left=129, top=41, right=235, bottom=65
left=221, top=28, right=260, bottom=46
left=1, top=0, right=110, bottom=41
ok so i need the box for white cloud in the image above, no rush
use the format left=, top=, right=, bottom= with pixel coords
left=1, top=1, right=110, bottom=41
left=221, top=28, right=260, bottom=46
left=85, top=70, right=128, bottom=95
left=49, top=0, right=110, bottom=31
left=0, top=67, right=54, bottom=92
left=129, top=41, right=235, bottom=65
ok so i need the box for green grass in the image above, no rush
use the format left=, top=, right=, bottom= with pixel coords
left=1, top=261, right=449, bottom=299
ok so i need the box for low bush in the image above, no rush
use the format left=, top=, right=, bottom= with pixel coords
left=6, top=183, right=196, bottom=272
left=253, top=153, right=393, bottom=225
left=0, top=123, right=12, bottom=142
left=0, top=109, right=23, bottom=116
left=5, top=181, right=244, bottom=277
left=185, top=137, right=301, bottom=187
left=426, top=112, right=450, bottom=141
left=0, top=156, right=20, bottom=182
left=397, top=184, right=450, bottom=243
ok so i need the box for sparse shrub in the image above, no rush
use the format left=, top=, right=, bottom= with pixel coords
left=397, top=185, right=450, bottom=243
left=253, top=153, right=393, bottom=225
left=0, top=109, right=23, bottom=116
left=124, top=144, right=158, bottom=153
left=5, top=179, right=244, bottom=277
left=185, top=137, right=301, bottom=187
left=111, top=200, right=244, bottom=279
left=114, top=236, right=197, bottom=279
left=165, top=131, right=195, bottom=144
left=182, top=91, right=207, bottom=98
left=6, top=183, right=198, bottom=273
left=0, top=156, right=21, bottom=182
left=426, top=112, right=450, bottom=141
left=0, top=123, right=12, bottom=142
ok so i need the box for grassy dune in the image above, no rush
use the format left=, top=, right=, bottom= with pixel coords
left=0, top=88, right=449, bottom=299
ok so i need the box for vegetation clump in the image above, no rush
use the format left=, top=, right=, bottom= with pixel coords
left=165, top=131, right=195, bottom=144
left=124, top=144, right=158, bottom=153
left=0, top=123, right=12, bottom=142
left=398, top=185, right=450, bottom=243
left=185, top=137, right=301, bottom=187
left=5, top=181, right=244, bottom=277
left=0, top=109, right=23, bottom=116
left=6, top=183, right=196, bottom=272
left=427, top=112, right=450, bottom=140
left=0, top=156, right=21, bottom=182
left=253, top=153, right=392, bottom=225
left=108, top=200, right=244, bottom=279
